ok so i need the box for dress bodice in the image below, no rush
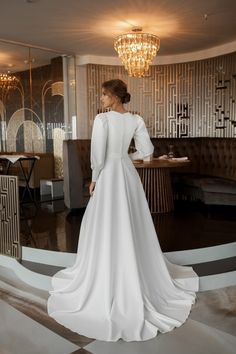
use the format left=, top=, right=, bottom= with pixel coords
left=90, top=111, right=154, bottom=181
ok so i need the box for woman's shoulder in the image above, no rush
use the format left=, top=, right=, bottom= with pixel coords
left=132, top=114, right=145, bottom=127
left=134, top=113, right=144, bottom=120
left=122, top=112, right=144, bottom=123
left=94, top=112, right=108, bottom=125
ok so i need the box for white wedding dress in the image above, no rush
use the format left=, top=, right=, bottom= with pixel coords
left=47, top=111, right=199, bottom=342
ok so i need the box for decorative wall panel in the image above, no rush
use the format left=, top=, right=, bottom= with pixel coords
left=0, top=176, right=21, bottom=259
left=0, top=57, right=64, bottom=153
left=87, top=52, right=236, bottom=138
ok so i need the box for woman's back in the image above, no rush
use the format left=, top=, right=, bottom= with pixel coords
left=105, top=111, right=138, bottom=157
left=90, top=111, right=154, bottom=181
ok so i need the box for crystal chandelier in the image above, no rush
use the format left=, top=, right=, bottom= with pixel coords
left=0, top=73, right=18, bottom=89
left=114, top=28, right=160, bottom=77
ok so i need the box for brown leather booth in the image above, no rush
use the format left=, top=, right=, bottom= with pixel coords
left=62, top=138, right=236, bottom=209
left=152, top=138, right=236, bottom=206
left=63, top=140, right=91, bottom=209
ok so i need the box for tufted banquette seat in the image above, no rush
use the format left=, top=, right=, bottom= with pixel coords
left=152, top=138, right=236, bottom=206
left=63, top=138, right=236, bottom=209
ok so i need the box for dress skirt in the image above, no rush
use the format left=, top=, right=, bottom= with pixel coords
left=47, top=155, right=198, bottom=342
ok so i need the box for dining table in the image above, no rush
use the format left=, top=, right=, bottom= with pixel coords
left=0, top=154, right=39, bottom=204
left=133, top=157, right=190, bottom=213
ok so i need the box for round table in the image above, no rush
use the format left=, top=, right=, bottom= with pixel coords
left=133, top=158, right=190, bottom=213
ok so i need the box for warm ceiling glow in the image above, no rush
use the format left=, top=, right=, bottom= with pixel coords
left=0, top=52, right=11, bottom=63
left=114, top=30, right=160, bottom=77
left=95, top=12, right=179, bottom=40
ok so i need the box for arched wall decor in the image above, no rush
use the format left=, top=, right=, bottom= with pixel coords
left=53, top=127, right=65, bottom=178
left=0, top=99, right=5, bottom=119
left=6, top=108, right=44, bottom=152
left=51, top=81, right=64, bottom=96
left=41, top=79, right=52, bottom=135
left=0, top=48, right=69, bottom=154
left=20, top=120, right=44, bottom=153
left=6, top=108, right=25, bottom=152
left=86, top=51, right=236, bottom=138
left=0, top=100, right=6, bottom=151
left=41, top=79, right=65, bottom=152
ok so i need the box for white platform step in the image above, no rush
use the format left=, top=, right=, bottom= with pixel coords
left=0, top=242, right=236, bottom=298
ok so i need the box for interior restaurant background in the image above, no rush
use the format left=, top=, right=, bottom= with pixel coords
left=82, top=51, right=236, bottom=138
left=0, top=46, right=236, bottom=168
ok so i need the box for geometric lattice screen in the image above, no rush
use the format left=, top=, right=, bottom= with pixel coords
left=87, top=51, right=236, bottom=138
left=0, top=175, right=21, bottom=259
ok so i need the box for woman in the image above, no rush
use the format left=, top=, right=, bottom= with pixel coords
left=48, top=79, right=198, bottom=342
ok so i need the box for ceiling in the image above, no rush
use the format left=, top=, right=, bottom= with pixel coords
left=0, top=0, right=236, bottom=71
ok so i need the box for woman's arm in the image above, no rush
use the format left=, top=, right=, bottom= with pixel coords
left=89, top=181, right=96, bottom=196
left=129, top=116, right=154, bottom=160
left=90, top=114, right=108, bottom=194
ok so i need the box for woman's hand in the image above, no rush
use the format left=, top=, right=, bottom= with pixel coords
left=89, top=181, right=96, bottom=196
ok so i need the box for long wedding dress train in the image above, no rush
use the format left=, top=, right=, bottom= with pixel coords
left=47, top=111, right=199, bottom=342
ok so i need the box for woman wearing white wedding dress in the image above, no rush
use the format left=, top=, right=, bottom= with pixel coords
left=47, top=79, right=199, bottom=342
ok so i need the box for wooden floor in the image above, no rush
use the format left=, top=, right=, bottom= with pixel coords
left=19, top=198, right=236, bottom=253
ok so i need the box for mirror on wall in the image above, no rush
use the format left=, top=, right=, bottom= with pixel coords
left=0, top=41, right=76, bottom=157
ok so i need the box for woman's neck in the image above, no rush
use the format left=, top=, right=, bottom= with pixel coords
left=111, top=102, right=127, bottom=113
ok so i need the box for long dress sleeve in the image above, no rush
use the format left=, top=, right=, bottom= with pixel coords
left=90, top=114, right=108, bottom=182
left=129, top=116, right=154, bottom=160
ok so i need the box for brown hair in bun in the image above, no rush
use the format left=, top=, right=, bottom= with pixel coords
left=102, top=79, right=131, bottom=104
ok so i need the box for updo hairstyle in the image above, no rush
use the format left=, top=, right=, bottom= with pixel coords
left=102, top=79, right=131, bottom=104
